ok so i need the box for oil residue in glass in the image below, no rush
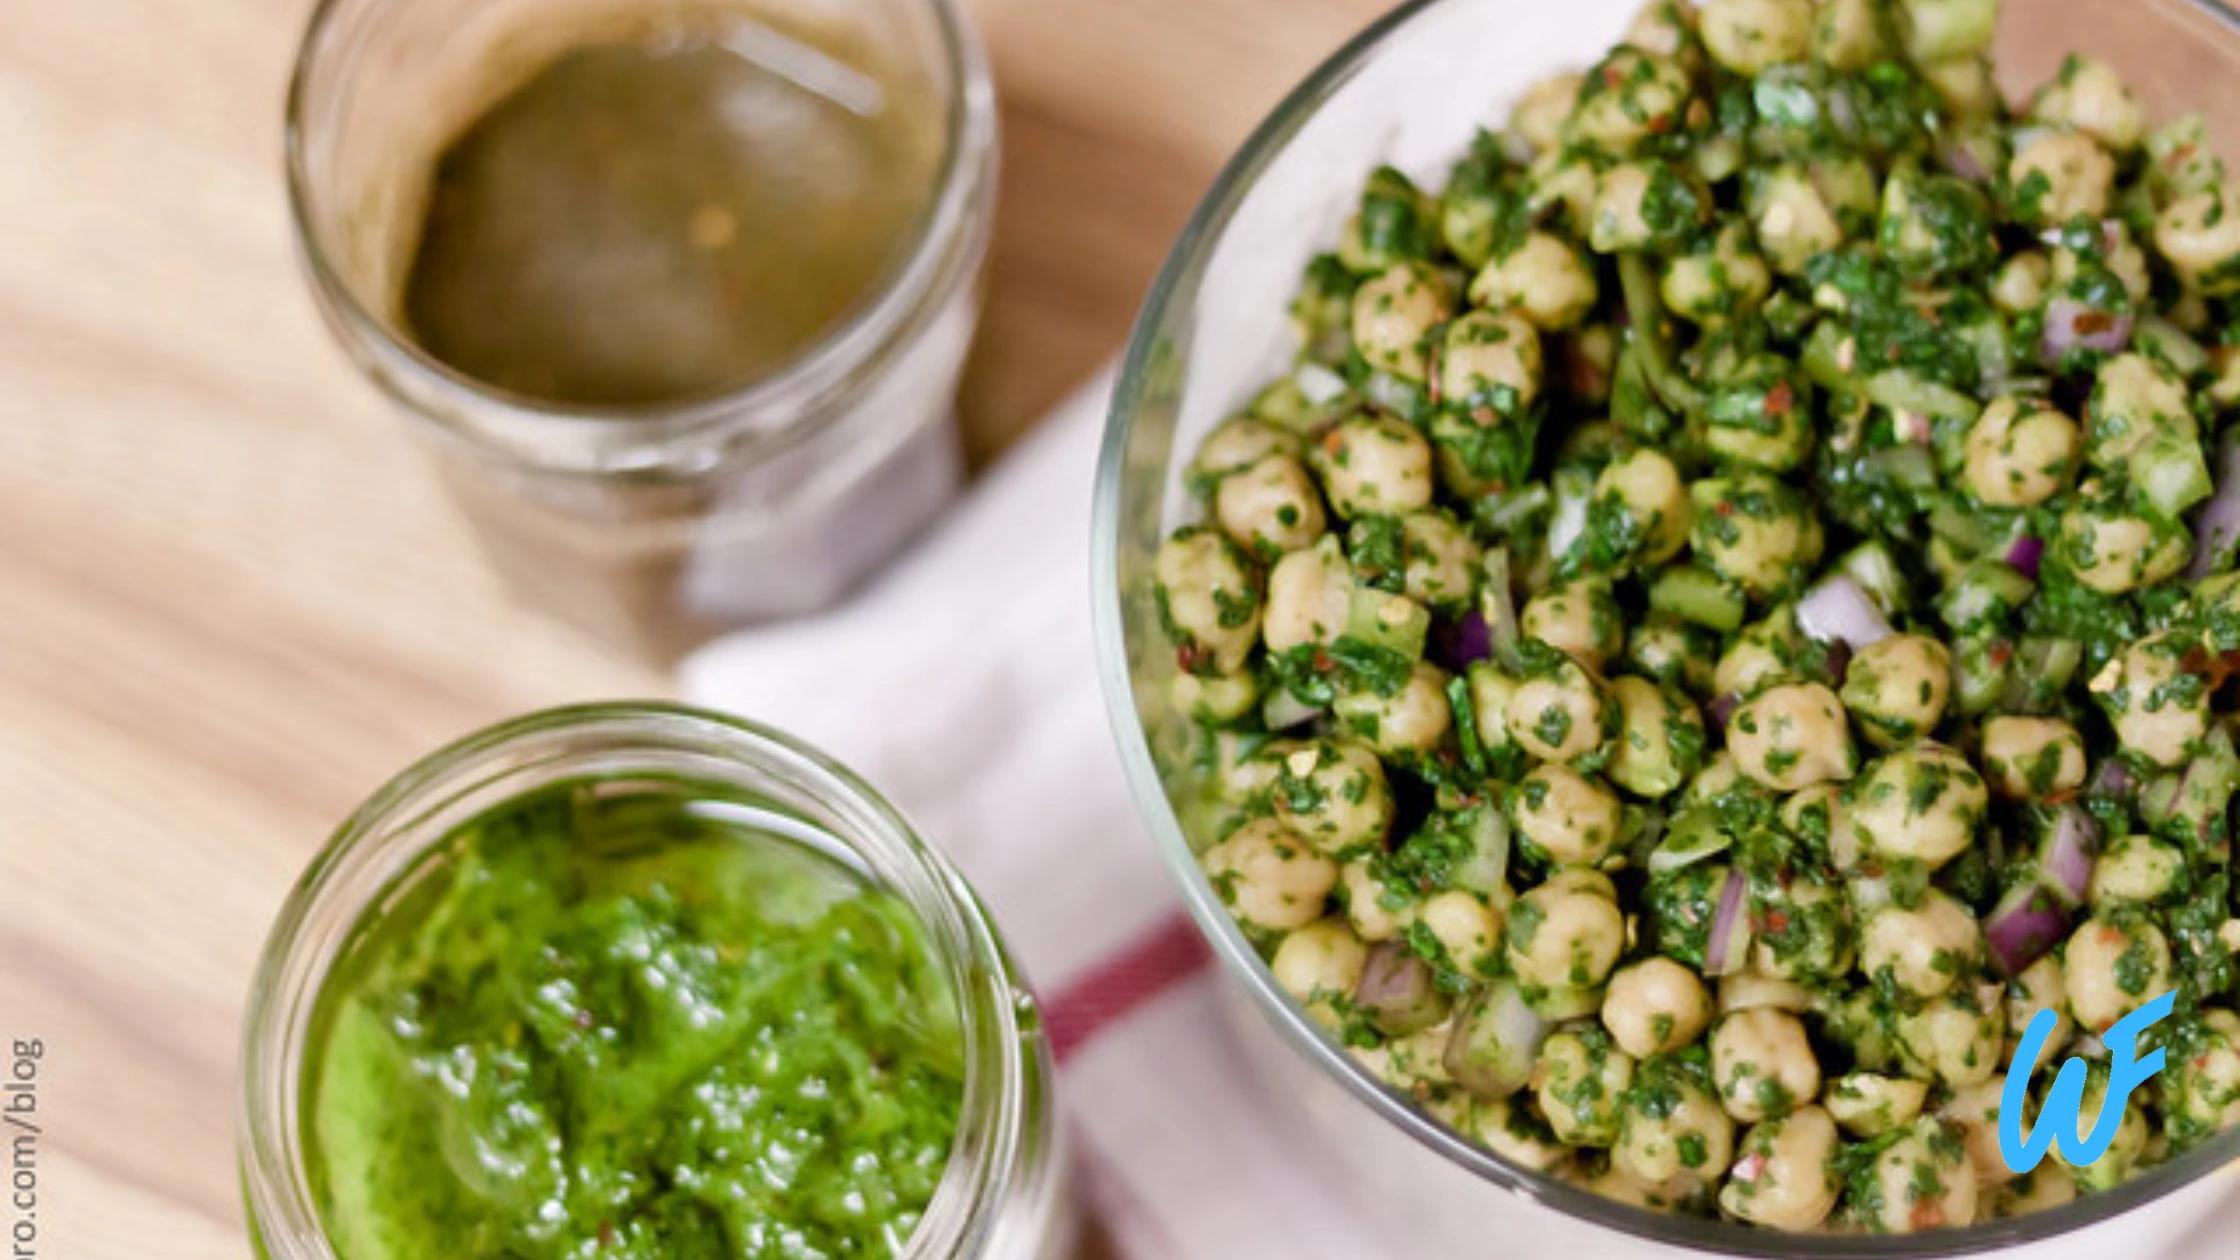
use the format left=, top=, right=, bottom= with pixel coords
left=401, top=18, right=940, bottom=406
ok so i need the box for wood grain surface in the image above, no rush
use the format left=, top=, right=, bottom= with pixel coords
left=0, top=0, right=1389, bottom=1256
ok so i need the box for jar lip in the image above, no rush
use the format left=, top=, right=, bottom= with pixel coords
left=281, top=0, right=998, bottom=472
left=238, top=701, right=1035, bottom=1260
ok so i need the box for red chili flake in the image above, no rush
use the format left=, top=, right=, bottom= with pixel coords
left=1648, top=112, right=1674, bottom=134
left=1716, top=500, right=1735, bottom=518
left=1759, top=910, right=1791, bottom=934
left=1763, top=380, right=1795, bottom=417
left=1321, top=428, right=1346, bottom=456
left=1987, top=642, right=2014, bottom=669
left=1887, top=344, right=1903, bottom=362
left=2170, top=143, right=2198, bottom=169
left=2076, top=310, right=2116, bottom=335
left=1176, top=644, right=1207, bottom=673
left=1312, top=646, right=1336, bottom=673
left=1912, top=1202, right=1947, bottom=1231
left=598, top=1222, right=617, bottom=1249
left=1603, top=64, right=1624, bottom=89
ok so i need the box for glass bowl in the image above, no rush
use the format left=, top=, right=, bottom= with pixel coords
left=1092, top=0, right=2240, bottom=1254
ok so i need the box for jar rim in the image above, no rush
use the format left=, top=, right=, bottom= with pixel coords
left=281, top=0, right=999, bottom=474
left=237, top=701, right=1038, bottom=1260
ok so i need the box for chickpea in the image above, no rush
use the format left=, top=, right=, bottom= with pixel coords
left=1339, top=859, right=1412, bottom=942
left=1522, top=579, right=1623, bottom=669
left=2088, top=631, right=2210, bottom=768
left=1783, top=783, right=1849, bottom=866
left=1514, top=762, right=1626, bottom=866
left=1419, top=889, right=1502, bottom=973
left=1273, top=739, right=1394, bottom=855
left=1716, top=607, right=1804, bottom=700
left=1995, top=1163, right=2079, bottom=1217
left=1713, top=1008, right=1821, bottom=1121
left=1812, top=0, right=1887, bottom=70
left=2034, top=57, right=2148, bottom=153
left=1351, top=263, right=1452, bottom=380
left=1625, top=0, right=1700, bottom=61
left=2054, top=1067, right=2150, bottom=1191
left=2059, top=502, right=2190, bottom=595
left=1505, top=653, right=1613, bottom=765
left=1606, top=676, right=1705, bottom=799
left=1214, top=453, right=1326, bottom=557
left=1312, top=413, right=1435, bottom=519
left=2165, top=1008, right=2240, bottom=1139
left=1335, top=660, right=1453, bottom=757
left=2156, top=185, right=2240, bottom=294
left=1861, top=1120, right=1979, bottom=1232
left=1898, top=992, right=2004, bottom=1087
left=1536, top=1028, right=1638, bottom=1146
left=1663, top=222, right=1773, bottom=323
left=1506, top=869, right=1627, bottom=990
left=1840, top=634, right=1953, bottom=749
left=2010, top=131, right=2116, bottom=226
left=1920, top=55, right=2000, bottom=121
left=1940, top=1080, right=2013, bottom=1186
left=1440, top=309, right=1544, bottom=413
left=1399, top=510, right=1480, bottom=611
left=1699, top=0, right=1810, bottom=74
left=1729, top=682, right=1856, bottom=792
left=1615, top=1059, right=1736, bottom=1192
left=1270, top=917, right=1368, bottom=1026
left=1154, top=528, right=1263, bottom=675
left=1510, top=70, right=1587, bottom=157
left=1691, top=474, right=1821, bottom=599
left=1472, top=1098, right=1574, bottom=1172
left=1221, top=736, right=1295, bottom=801
left=1848, top=745, right=1988, bottom=870
left=1529, top=150, right=1600, bottom=233
left=1466, top=664, right=1523, bottom=758
left=1594, top=449, right=1693, bottom=570
left=1202, top=818, right=1338, bottom=932
left=1567, top=48, right=1694, bottom=155
left=1720, top=967, right=1812, bottom=1013
left=1190, top=416, right=1300, bottom=490
left=2054, top=227, right=2151, bottom=305
left=1963, top=398, right=2080, bottom=508
left=1861, top=890, right=1982, bottom=1000
left=1469, top=232, right=1599, bottom=332
left=2088, top=353, right=2195, bottom=468
left=2062, top=916, right=2172, bottom=1032
left=2090, top=833, right=2185, bottom=907
left=1589, top=162, right=1658, bottom=254
left=1630, top=619, right=1718, bottom=696
left=2006, top=955, right=2073, bottom=1061
left=1603, top=957, right=1715, bottom=1057
left=1749, top=165, right=1844, bottom=275
left=1171, top=670, right=1258, bottom=724
left=1990, top=251, right=2050, bottom=313
left=1261, top=538, right=1350, bottom=653
left=1826, top=1072, right=1928, bottom=1138
left=1980, top=717, right=2087, bottom=801
left=1720, top=1106, right=1840, bottom=1231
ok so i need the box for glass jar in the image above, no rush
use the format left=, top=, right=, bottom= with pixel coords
left=238, top=702, right=1069, bottom=1260
left=285, top=0, right=999, bottom=661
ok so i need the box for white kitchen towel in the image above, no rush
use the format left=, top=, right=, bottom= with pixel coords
left=683, top=375, right=2240, bottom=1260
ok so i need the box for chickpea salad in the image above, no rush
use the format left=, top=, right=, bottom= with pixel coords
left=1150, top=0, right=2240, bottom=1236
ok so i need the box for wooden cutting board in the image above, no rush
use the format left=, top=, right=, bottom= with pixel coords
left=0, top=1, right=1390, bottom=1256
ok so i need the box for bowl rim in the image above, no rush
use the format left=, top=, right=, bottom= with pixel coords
left=1091, top=0, right=2240, bottom=1254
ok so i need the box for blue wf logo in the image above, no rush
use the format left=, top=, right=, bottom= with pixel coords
left=1998, top=990, right=2175, bottom=1175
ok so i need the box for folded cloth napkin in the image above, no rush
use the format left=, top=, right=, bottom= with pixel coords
left=684, top=376, right=2240, bottom=1260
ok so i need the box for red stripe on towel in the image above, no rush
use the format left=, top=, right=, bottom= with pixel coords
left=1045, top=912, right=1212, bottom=1063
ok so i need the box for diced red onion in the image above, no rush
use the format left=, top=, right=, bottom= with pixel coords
left=1263, top=688, right=1324, bottom=731
left=1940, top=142, right=1989, bottom=183
left=1986, top=884, right=2069, bottom=976
left=1430, top=609, right=1494, bottom=671
left=2188, top=433, right=2240, bottom=579
left=1453, top=808, right=1512, bottom=898
left=2004, top=535, right=2045, bottom=580
left=2037, top=804, right=2101, bottom=908
left=1797, top=575, right=1893, bottom=649
left=2090, top=759, right=2135, bottom=798
left=2040, top=298, right=2134, bottom=364
left=1705, top=692, right=1739, bottom=738
left=1548, top=489, right=1589, bottom=561
left=1705, top=868, right=1751, bottom=975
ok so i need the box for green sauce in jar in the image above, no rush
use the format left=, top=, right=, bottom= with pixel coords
left=302, top=777, right=963, bottom=1260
